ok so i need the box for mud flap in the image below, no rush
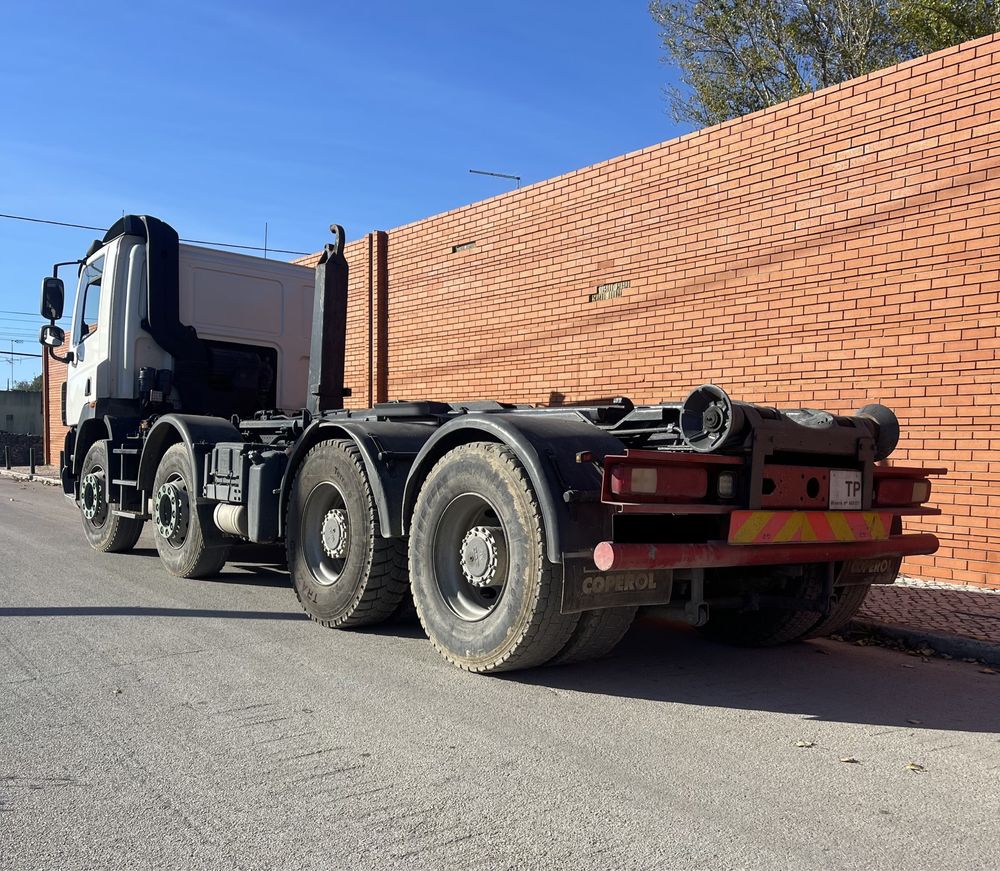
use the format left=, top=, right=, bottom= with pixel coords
left=561, top=555, right=674, bottom=614
left=836, top=555, right=901, bottom=586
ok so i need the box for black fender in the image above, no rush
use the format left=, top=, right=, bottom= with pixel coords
left=278, top=418, right=437, bottom=539
left=401, top=412, right=625, bottom=564
left=61, top=426, right=77, bottom=496
left=136, top=414, right=242, bottom=501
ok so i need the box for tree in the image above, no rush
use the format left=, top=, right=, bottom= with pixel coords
left=12, top=374, right=42, bottom=392
left=650, top=0, right=1000, bottom=127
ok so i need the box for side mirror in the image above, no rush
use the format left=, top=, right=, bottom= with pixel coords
left=41, top=277, right=65, bottom=321
left=40, top=324, right=65, bottom=348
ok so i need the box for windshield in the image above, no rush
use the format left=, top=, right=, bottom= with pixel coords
left=76, top=255, right=105, bottom=342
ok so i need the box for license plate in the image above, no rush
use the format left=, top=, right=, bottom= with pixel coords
left=829, top=470, right=863, bottom=509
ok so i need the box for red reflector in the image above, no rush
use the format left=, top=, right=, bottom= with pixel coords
left=875, top=478, right=931, bottom=506
left=609, top=464, right=708, bottom=502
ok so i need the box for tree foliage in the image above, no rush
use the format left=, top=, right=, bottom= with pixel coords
left=12, top=374, right=42, bottom=392
left=650, top=0, right=1000, bottom=126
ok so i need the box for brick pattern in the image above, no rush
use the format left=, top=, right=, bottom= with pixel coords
left=42, top=353, right=67, bottom=467
left=42, top=36, right=1000, bottom=589
left=376, top=36, right=1000, bottom=590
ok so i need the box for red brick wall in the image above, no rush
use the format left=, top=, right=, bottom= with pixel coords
left=378, top=36, right=1000, bottom=589
left=42, top=352, right=67, bottom=467
left=43, top=35, right=1000, bottom=588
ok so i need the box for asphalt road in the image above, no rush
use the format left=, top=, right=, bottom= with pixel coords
left=2, top=476, right=998, bottom=871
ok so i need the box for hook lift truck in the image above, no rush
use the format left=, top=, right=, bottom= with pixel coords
left=38, top=215, right=943, bottom=672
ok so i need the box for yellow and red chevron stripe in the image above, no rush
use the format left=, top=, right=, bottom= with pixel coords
left=728, top=511, right=892, bottom=545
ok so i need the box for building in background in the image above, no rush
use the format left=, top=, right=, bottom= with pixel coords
left=43, top=35, right=1000, bottom=588
left=0, top=389, right=42, bottom=435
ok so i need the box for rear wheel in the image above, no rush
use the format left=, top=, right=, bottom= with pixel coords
left=803, top=583, right=874, bottom=639
left=409, top=443, right=579, bottom=673
left=698, top=572, right=823, bottom=647
left=79, top=441, right=143, bottom=553
left=151, top=444, right=230, bottom=578
left=549, top=607, right=637, bottom=665
left=285, top=440, right=408, bottom=628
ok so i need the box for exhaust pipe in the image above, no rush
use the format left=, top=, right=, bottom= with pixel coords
left=214, top=503, right=248, bottom=538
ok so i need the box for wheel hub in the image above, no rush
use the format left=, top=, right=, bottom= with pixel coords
left=460, top=525, right=506, bottom=588
left=81, top=472, right=106, bottom=522
left=321, top=508, right=349, bottom=559
left=155, top=481, right=189, bottom=544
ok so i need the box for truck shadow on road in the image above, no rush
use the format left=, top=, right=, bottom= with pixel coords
left=507, top=617, right=1000, bottom=734
left=0, top=605, right=309, bottom=620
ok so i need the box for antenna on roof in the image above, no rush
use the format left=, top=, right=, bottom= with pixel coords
left=469, top=169, right=521, bottom=189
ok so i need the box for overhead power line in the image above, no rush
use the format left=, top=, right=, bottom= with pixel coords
left=0, top=211, right=311, bottom=256
left=0, top=309, right=69, bottom=320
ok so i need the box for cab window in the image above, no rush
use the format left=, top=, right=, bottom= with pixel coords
left=77, top=256, right=105, bottom=342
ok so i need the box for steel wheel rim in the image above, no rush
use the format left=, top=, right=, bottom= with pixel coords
left=81, top=465, right=108, bottom=526
left=302, top=481, right=352, bottom=586
left=432, top=493, right=509, bottom=622
left=155, top=473, right=190, bottom=549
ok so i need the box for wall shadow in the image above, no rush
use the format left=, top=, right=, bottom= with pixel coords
left=504, top=616, right=1000, bottom=734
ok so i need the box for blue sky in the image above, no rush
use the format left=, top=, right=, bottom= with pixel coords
left=0, top=1, right=684, bottom=384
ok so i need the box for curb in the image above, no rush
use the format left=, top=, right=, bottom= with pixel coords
left=849, top=617, right=1000, bottom=668
left=0, top=469, right=61, bottom=487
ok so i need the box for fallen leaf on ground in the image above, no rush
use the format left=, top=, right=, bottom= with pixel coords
left=979, top=668, right=996, bottom=675
left=906, top=719, right=923, bottom=725
left=795, top=740, right=815, bottom=748
left=839, top=757, right=861, bottom=764
left=906, top=762, right=926, bottom=772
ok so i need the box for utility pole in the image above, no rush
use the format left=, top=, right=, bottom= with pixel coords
left=7, top=339, right=23, bottom=389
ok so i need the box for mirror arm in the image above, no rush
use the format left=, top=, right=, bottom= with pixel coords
left=46, top=345, right=73, bottom=365
left=51, top=259, right=83, bottom=279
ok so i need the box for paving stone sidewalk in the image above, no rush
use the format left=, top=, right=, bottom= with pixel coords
left=853, top=577, right=1000, bottom=665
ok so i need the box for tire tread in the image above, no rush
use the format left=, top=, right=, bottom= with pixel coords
left=411, top=442, right=578, bottom=674
left=288, top=440, right=408, bottom=629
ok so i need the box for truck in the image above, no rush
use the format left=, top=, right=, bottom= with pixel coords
left=37, top=215, right=944, bottom=672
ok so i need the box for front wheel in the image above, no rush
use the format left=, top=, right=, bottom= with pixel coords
left=79, top=441, right=143, bottom=553
left=151, top=444, right=230, bottom=578
left=409, top=443, right=579, bottom=673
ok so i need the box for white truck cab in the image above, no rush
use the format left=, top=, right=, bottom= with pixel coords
left=46, top=215, right=315, bottom=432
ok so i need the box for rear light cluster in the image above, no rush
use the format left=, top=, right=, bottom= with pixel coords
left=874, top=473, right=932, bottom=507
left=605, top=453, right=740, bottom=504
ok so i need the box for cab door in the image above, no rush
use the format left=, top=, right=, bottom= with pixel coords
left=66, top=243, right=115, bottom=425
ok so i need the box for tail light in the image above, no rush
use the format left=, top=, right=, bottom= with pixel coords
left=603, top=450, right=742, bottom=506
left=609, top=463, right=708, bottom=502
left=873, top=467, right=942, bottom=507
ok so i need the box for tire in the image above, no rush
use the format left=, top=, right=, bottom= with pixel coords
left=78, top=441, right=143, bottom=553
left=698, top=573, right=823, bottom=647
left=408, top=442, right=579, bottom=673
left=803, top=583, right=874, bottom=639
left=549, top=607, right=637, bottom=666
left=285, top=440, right=408, bottom=628
left=151, top=444, right=230, bottom=578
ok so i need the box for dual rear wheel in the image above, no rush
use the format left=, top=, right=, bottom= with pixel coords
left=287, top=440, right=635, bottom=672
